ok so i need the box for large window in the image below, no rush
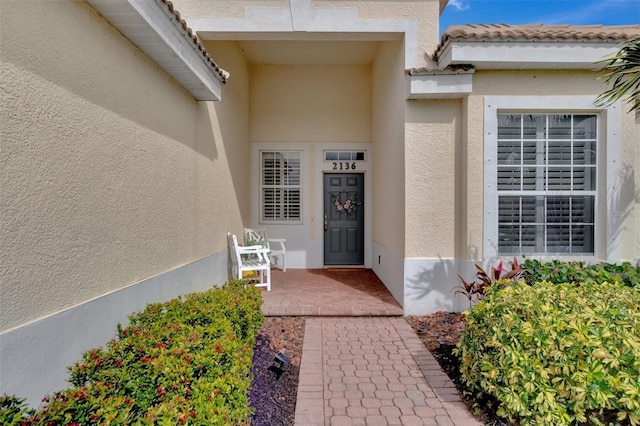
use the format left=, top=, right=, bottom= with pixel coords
left=261, top=151, right=301, bottom=223
left=496, top=113, right=597, bottom=254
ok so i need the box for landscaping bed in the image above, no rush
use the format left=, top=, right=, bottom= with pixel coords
left=406, top=312, right=508, bottom=425
left=248, top=317, right=304, bottom=426
left=406, top=259, right=640, bottom=426
left=5, top=281, right=265, bottom=425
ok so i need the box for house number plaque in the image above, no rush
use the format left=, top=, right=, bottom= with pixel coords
left=332, top=162, right=356, bottom=170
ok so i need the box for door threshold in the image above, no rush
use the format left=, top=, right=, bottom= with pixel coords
left=323, top=265, right=366, bottom=269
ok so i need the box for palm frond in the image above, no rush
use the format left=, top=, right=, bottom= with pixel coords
left=595, top=37, right=640, bottom=117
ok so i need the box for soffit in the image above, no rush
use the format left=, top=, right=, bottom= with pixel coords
left=236, top=40, right=380, bottom=65
left=87, top=0, right=227, bottom=101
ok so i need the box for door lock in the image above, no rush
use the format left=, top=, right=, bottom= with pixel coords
left=324, top=215, right=328, bottom=232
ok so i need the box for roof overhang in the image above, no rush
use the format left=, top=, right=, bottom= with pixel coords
left=439, top=0, right=450, bottom=14
left=87, top=0, right=227, bottom=101
left=437, top=39, right=622, bottom=70
left=407, top=68, right=475, bottom=99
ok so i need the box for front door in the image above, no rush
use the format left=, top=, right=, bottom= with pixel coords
left=323, top=173, right=364, bottom=265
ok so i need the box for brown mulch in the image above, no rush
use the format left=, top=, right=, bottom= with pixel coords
left=406, top=312, right=511, bottom=426
left=248, top=317, right=305, bottom=426
left=249, top=313, right=507, bottom=426
left=405, top=312, right=466, bottom=351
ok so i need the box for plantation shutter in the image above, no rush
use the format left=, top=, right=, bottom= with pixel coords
left=261, top=151, right=302, bottom=223
left=496, top=114, right=596, bottom=254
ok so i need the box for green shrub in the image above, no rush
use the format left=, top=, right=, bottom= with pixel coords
left=521, top=258, right=640, bottom=288
left=20, top=280, right=263, bottom=425
left=0, top=395, right=35, bottom=425
left=457, top=280, right=640, bottom=425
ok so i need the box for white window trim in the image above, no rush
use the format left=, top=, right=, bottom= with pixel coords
left=483, top=96, right=621, bottom=262
left=314, top=143, right=373, bottom=268
left=259, top=150, right=303, bottom=224
left=252, top=143, right=310, bottom=226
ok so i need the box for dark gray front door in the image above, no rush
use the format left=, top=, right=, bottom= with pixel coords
left=324, top=173, right=364, bottom=265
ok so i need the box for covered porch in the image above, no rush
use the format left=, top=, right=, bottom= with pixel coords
left=261, top=269, right=403, bottom=317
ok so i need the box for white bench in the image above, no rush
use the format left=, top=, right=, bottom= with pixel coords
left=244, top=228, right=287, bottom=272
left=227, top=233, right=271, bottom=291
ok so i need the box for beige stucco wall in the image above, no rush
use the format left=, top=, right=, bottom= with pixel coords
left=458, top=70, right=640, bottom=261
left=171, top=0, right=289, bottom=20
left=405, top=100, right=462, bottom=258
left=174, top=0, right=440, bottom=69
left=372, top=41, right=406, bottom=256
left=461, top=95, right=484, bottom=261
left=249, top=64, right=372, bottom=143
left=201, top=40, right=252, bottom=232
left=313, top=0, right=440, bottom=68
left=621, top=112, right=640, bottom=259
left=0, top=1, right=247, bottom=332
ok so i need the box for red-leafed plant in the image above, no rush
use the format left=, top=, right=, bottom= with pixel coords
left=455, top=258, right=523, bottom=309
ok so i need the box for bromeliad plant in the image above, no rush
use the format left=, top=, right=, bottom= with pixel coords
left=455, top=257, right=523, bottom=309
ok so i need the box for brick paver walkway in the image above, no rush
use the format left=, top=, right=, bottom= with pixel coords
left=294, top=317, right=481, bottom=426
left=260, top=269, right=480, bottom=425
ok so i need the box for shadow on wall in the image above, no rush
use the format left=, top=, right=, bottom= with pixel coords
left=607, top=165, right=639, bottom=257
left=3, top=1, right=215, bottom=160
left=404, top=256, right=470, bottom=315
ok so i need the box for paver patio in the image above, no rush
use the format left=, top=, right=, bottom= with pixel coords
left=260, top=269, right=481, bottom=426
left=262, top=269, right=403, bottom=317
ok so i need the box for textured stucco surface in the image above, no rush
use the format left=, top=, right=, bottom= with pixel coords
left=405, top=100, right=462, bottom=258
left=0, top=1, right=247, bottom=331
left=313, top=0, right=440, bottom=67
left=620, top=112, right=640, bottom=259
left=172, top=0, right=289, bottom=20
left=175, top=0, right=439, bottom=69
left=372, top=41, right=406, bottom=260
left=1, top=251, right=228, bottom=407
left=249, top=64, right=372, bottom=142
left=463, top=70, right=639, bottom=261
left=367, top=40, right=407, bottom=308
left=463, top=95, right=485, bottom=260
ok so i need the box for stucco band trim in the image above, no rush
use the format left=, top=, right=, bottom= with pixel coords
left=190, top=2, right=419, bottom=69
left=0, top=250, right=228, bottom=407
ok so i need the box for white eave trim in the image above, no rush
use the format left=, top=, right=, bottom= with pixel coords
left=438, top=40, right=622, bottom=70
left=407, top=69, right=474, bottom=99
left=87, top=0, right=225, bottom=101
left=190, top=2, right=419, bottom=69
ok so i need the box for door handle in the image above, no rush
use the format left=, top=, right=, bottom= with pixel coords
left=324, top=215, right=328, bottom=233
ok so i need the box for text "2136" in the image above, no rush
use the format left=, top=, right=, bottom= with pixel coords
left=333, top=162, right=356, bottom=170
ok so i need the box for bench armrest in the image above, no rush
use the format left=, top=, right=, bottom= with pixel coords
left=238, top=245, right=270, bottom=255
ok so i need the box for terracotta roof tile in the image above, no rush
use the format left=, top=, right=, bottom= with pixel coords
left=407, top=64, right=475, bottom=74
left=434, top=23, right=640, bottom=62
left=160, top=0, right=228, bottom=83
left=441, top=23, right=640, bottom=44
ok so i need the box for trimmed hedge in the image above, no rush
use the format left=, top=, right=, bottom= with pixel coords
left=522, top=258, right=640, bottom=288
left=15, top=280, right=263, bottom=425
left=457, top=280, right=640, bottom=425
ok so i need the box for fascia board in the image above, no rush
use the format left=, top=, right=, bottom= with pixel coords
left=439, top=40, right=621, bottom=70
left=88, top=0, right=224, bottom=101
left=407, top=71, right=474, bottom=99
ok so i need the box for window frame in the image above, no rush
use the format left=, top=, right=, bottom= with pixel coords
left=483, top=96, right=621, bottom=261
left=259, top=150, right=303, bottom=224
left=496, top=113, right=597, bottom=255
